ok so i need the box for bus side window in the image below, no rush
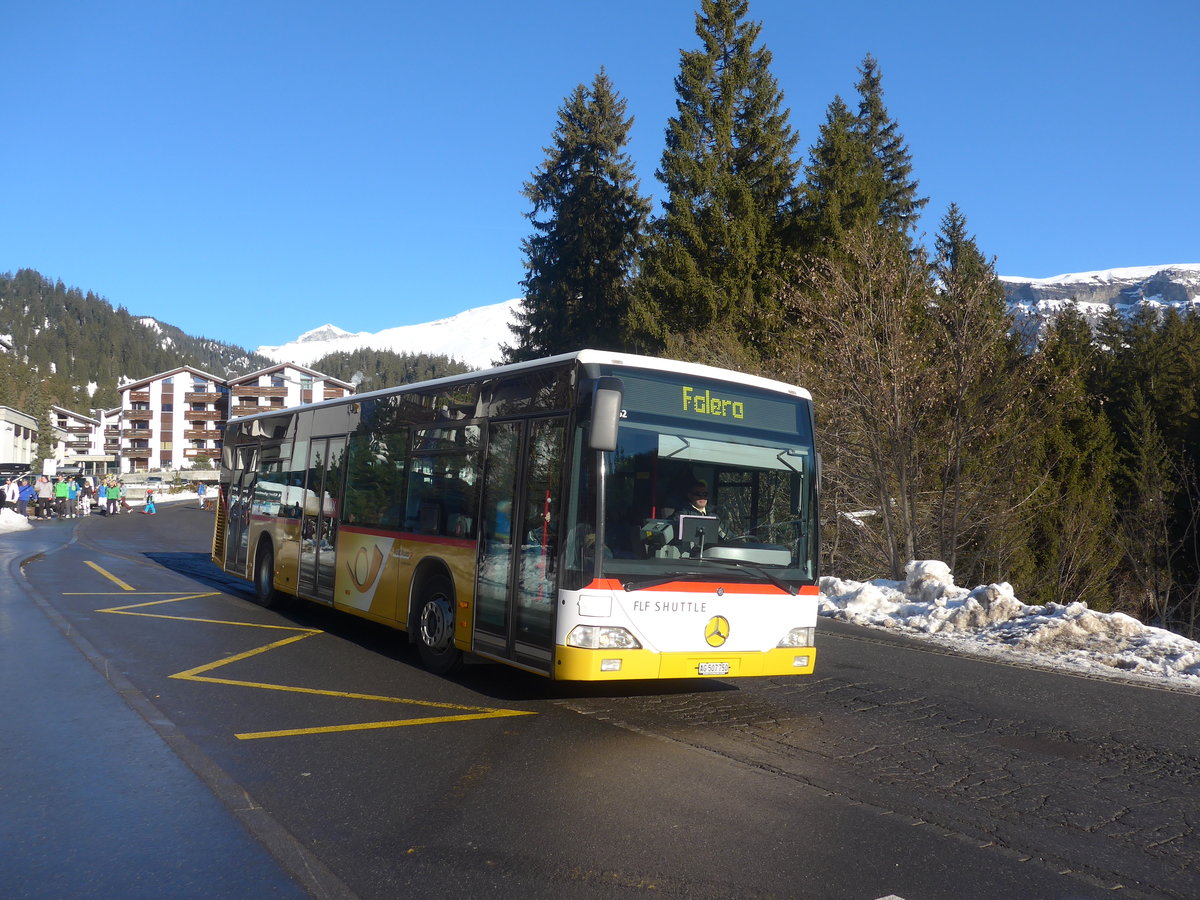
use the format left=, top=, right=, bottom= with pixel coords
left=405, top=425, right=480, bottom=539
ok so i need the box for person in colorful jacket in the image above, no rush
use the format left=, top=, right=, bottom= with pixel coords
left=53, top=476, right=70, bottom=518
left=18, top=478, right=36, bottom=518
left=35, top=476, right=55, bottom=519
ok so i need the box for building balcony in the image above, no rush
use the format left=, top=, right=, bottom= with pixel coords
left=124, top=410, right=153, bottom=422
left=184, top=429, right=217, bottom=440
left=184, top=391, right=225, bottom=403
left=233, top=385, right=287, bottom=398
left=123, top=449, right=152, bottom=459
left=231, top=404, right=263, bottom=417
left=128, top=391, right=151, bottom=404
left=186, top=410, right=225, bottom=421
left=324, top=388, right=347, bottom=400
left=122, top=428, right=154, bottom=439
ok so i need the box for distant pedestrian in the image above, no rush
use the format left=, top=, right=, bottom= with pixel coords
left=35, top=476, right=54, bottom=519
left=18, top=478, right=35, bottom=518
left=2, top=477, right=17, bottom=512
left=105, top=480, right=119, bottom=516
left=143, top=488, right=157, bottom=515
left=53, top=475, right=70, bottom=518
left=197, top=481, right=208, bottom=510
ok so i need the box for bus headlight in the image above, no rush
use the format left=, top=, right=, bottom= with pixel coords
left=566, top=625, right=642, bottom=650
left=777, top=626, right=815, bottom=648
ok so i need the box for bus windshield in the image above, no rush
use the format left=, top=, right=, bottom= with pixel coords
left=584, top=418, right=817, bottom=586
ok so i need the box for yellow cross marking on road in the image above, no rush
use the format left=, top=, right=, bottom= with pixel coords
left=81, top=562, right=536, bottom=740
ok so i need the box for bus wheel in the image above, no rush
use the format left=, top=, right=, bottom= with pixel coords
left=253, top=545, right=284, bottom=609
left=416, top=575, right=463, bottom=674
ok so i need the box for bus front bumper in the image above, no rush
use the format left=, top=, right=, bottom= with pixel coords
left=553, top=645, right=816, bottom=681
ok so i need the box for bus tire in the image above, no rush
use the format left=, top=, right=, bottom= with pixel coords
left=415, top=575, right=463, bottom=675
left=253, top=544, right=286, bottom=609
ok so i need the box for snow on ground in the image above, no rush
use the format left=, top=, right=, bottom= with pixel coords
left=821, top=560, right=1200, bottom=691
left=0, top=508, right=33, bottom=532
left=4, top=505, right=1197, bottom=691
left=0, top=489, right=205, bottom=533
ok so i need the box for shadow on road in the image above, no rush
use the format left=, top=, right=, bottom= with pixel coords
left=141, top=550, right=741, bottom=704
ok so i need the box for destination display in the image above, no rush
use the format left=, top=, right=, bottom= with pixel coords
left=609, top=370, right=808, bottom=439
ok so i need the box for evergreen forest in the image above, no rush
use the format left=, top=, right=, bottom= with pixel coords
left=503, top=0, right=1200, bottom=638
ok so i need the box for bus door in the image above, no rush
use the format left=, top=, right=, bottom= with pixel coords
left=224, top=445, right=258, bottom=575
left=474, top=416, right=566, bottom=672
left=299, top=436, right=346, bottom=604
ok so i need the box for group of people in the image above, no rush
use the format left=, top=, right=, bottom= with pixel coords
left=0, top=474, right=132, bottom=520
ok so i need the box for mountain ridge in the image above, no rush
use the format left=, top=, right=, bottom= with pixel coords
left=255, top=265, right=1200, bottom=370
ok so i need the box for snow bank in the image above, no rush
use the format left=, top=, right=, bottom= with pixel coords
left=821, top=560, right=1200, bottom=689
left=0, top=508, right=34, bottom=533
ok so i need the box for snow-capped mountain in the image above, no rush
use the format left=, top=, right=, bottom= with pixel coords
left=1001, top=264, right=1200, bottom=334
left=256, top=299, right=522, bottom=370
left=255, top=266, right=1200, bottom=371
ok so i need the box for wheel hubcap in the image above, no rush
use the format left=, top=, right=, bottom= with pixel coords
left=419, top=594, right=453, bottom=651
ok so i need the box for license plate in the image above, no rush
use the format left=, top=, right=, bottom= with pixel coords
left=698, top=662, right=730, bottom=676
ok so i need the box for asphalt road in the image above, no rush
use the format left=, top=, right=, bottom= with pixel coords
left=4, top=502, right=1198, bottom=899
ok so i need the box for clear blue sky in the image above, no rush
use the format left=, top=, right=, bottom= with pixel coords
left=3, top=0, right=1196, bottom=351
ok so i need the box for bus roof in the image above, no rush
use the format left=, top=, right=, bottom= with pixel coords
left=227, top=349, right=812, bottom=425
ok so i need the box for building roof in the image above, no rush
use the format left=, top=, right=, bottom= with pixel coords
left=226, top=361, right=353, bottom=390
left=118, top=364, right=226, bottom=392
left=50, top=405, right=100, bottom=425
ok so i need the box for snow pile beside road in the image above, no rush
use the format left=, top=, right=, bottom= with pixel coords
left=0, top=508, right=33, bottom=533
left=820, top=560, right=1200, bottom=689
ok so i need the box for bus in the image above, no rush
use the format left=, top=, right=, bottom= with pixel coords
left=212, top=350, right=820, bottom=681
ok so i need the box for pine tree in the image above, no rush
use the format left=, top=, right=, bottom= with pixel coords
left=1017, top=310, right=1118, bottom=609
left=798, top=55, right=926, bottom=249
left=929, top=203, right=1027, bottom=582
left=632, top=0, right=801, bottom=355
left=1115, top=388, right=1179, bottom=626
left=503, top=68, right=649, bottom=362
left=853, top=54, right=926, bottom=234
left=798, top=95, right=883, bottom=248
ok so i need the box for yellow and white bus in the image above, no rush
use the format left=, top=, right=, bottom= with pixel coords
left=213, top=350, right=820, bottom=681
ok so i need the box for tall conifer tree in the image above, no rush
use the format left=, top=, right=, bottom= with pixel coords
left=503, top=69, right=649, bottom=362
left=854, top=54, right=926, bottom=234
left=929, top=204, right=1027, bottom=581
left=798, top=95, right=882, bottom=247
left=632, top=0, right=801, bottom=354
left=799, top=55, right=925, bottom=248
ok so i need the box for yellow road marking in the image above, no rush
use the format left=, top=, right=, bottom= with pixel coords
left=84, top=572, right=535, bottom=739
left=237, top=710, right=531, bottom=741
left=84, top=561, right=136, bottom=591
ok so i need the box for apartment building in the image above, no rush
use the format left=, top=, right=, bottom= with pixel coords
left=226, top=363, right=353, bottom=417
left=50, top=405, right=109, bottom=472
left=116, top=363, right=353, bottom=474
left=118, top=366, right=229, bottom=473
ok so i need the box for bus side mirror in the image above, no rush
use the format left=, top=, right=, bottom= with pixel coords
left=589, top=377, right=624, bottom=452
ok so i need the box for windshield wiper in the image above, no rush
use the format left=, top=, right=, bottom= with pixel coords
left=621, top=559, right=799, bottom=595
left=690, top=556, right=799, bottom=595
left=623, top=571, right=715, bottom=592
